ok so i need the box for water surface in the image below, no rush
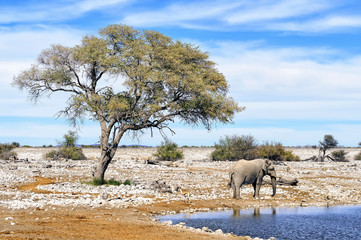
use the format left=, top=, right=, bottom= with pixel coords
left=158, top=205, right=361, bottom=240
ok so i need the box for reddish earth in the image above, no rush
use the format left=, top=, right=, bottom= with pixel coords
left=1, top=176, right=252, bottom=240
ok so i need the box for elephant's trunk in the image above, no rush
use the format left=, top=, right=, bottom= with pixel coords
left=271, top=176, right=277, bottom=196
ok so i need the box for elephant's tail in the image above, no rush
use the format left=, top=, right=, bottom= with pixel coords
left=228, top=172, right=234, bottom=188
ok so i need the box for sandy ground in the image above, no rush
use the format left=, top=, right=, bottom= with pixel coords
left=1, top=147, right=361, bottom=240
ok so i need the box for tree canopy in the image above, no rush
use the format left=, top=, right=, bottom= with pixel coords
left=318, top=134, right=338, bottom=161
left=13, top=24, right=243, bottom=181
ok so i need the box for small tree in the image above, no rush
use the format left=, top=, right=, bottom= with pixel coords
left=63, top=131, right=78, bottom=147
left=154, top=139, right=184, bottom=161
left=318, top=134, right=338, bottom=161
left=211, top=135, right=258, bottom=161
left=13, top=24, right=243, bottom=182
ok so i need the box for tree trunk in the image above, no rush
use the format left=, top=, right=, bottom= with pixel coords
left=93, top=148, right=116, bottom=182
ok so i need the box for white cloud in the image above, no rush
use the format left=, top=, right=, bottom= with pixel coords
left=122, top=1, right=243, bottom=28
left=0, top=0, right=128, bottom=24
left=204, top=41, right=361, bottom=105
left=225, top=0, right=331, bottom=24
left=119, top=0, right=361, bottom=33
left=0, top=27, right=84, bottom=119
left=113, top=124, right=361, bottom=147
left=236, top=101, right=361, bottom=121
left=267, top=15, right=361, bottom=32
left=0, top=28, right=83, bottom=61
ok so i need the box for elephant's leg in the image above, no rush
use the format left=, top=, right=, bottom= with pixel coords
left=232, top=182, right=237, bottom=199
left=234, top=178, right=242, bottom=199
left=254, top=178, right=262, bottom=199
left=252, top=181, right=257, bottom=198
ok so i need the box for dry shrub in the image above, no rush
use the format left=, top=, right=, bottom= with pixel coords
left=0, top=143, right=19, bottom=160
left=212, top=135, right=258, bottom=161
left=154, top=139, right=184, bottom=161
left=354, top=151, right=361, bottom=160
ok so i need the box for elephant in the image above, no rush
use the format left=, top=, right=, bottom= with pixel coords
left=229, top=159, right=277, bottom=199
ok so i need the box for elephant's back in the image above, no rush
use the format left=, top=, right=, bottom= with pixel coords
left=230, top=159, right=250, bottom=171
left=230, top=159, right=262, bottom=172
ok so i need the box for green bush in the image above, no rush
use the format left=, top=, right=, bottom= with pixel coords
left=354, top=151, right=361, bottom=160
left=0, top=143, right=18, bottom=160
left=257, top=141, right=300, bottom=161
left=211, top=136, right=300, bottom=162
left=123, top=179, right=132, bottom=185
left=211, top=135, right=258, bottom=161
left=331, top=150, right=348, bottom=162
left=45, top=150, right=58, bottom=159
left=86, top=178, right=131, bottom=186
left=46, top=147, right=86, bottom=160
left=45, top=131, right=86, bottom=160
left=154, top=139, right=184, bottom=161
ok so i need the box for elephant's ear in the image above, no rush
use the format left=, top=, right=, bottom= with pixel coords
left=262, top=160, right=268, bottom=174
left=265, top=159, right=272, bottom=166
left=262, top=159, right=272, bottom=173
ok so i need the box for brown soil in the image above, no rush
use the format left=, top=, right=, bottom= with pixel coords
left=0, top=205, right=248, bottom=240
left=1, top=177, right=251, bottom=240
left=16, top=177, right=56, bottom=194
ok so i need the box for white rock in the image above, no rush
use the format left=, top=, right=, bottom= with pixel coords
left=163, top=220, right=172, bottom=225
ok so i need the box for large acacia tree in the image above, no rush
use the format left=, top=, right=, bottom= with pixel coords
left=13, top=24, right=243, bottom=181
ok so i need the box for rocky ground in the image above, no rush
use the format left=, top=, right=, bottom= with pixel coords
left=0, top=147, right=361, bottom=239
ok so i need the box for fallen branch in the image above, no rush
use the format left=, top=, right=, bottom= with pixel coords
left=264, top=177, right=298, bottom=186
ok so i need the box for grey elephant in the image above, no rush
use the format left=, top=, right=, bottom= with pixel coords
left=229, top=159, right=277, bottom=199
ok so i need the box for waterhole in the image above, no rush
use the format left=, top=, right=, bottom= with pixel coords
left=158, top=205, right=361, bottom=240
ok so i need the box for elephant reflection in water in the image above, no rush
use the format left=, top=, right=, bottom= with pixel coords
left=232, top=207, right=276, bottom=218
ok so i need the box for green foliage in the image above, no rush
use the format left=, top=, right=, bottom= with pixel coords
left=86, top=178, right=131, bottom=186
left=258, top=141, right=300, bottom=161
left=154, top=139, right=184, bottom=161
left=0, top=143, right=18, bottom=160
left=45, top=146, right=86, bottom=160
left=211, top=136, right=300, bottom=161
left=106, top=179, right=122, bottom=186
left=320, top=135, right=338, bottom=152
left=11, top=142, right=20, bottom=147
left=12, top=23, right=242, bottom=180
left=331, top=150, right=348, bottom=162
left=354, top=151, right=361, bottom=160
left=282, top=150, right=301, bottom=162
left=88, top=178, right=105, bottom=186
left=123, top=179, right=132, bottom=185
left=45, top=131, right=86, bottom=160
left=62, top=131, right=78, bottom=147
left=211, top=135, right=258, bottom=161
left=318, top=135, right=339, bottom=161
left=45, top=150, right=58, bottom=159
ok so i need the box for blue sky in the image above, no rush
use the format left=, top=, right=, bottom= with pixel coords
left=1, top=0, right=361, bottom=147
